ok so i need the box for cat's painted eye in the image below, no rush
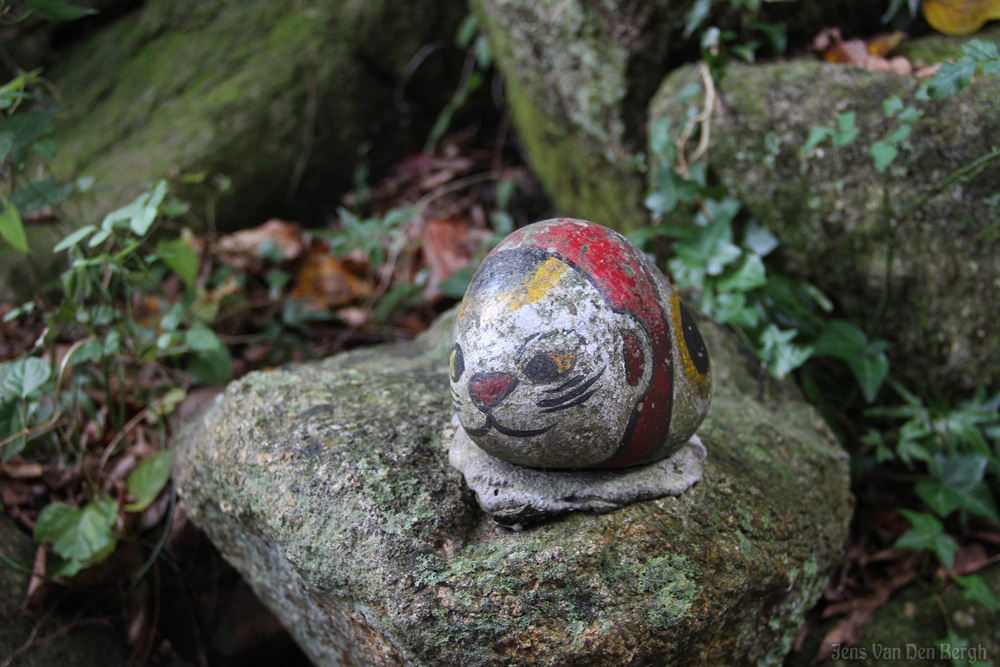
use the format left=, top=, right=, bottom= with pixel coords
left=523, top=351, right=575, bottom=383
left=450, top=344, right=465, bottom=382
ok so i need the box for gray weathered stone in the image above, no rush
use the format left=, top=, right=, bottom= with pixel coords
left=471, top=0, right=884, bottom=234
left=173, top=307, right=853, bottom=666
left=2, top=0, right=465, bottom=298
left=649, top=28, right=1000, bottom=399
left=449, top=420, right=705, bottom=525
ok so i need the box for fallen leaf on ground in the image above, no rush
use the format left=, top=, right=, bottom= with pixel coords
left=216, top=219, right=305, bottom=270
left=924, top=0, right=1000, bottom=35
left=291, top=252, right=372, bottom=309
left=422, top=217, right=490, bottom=300
left=814, top=28, right=912, bottom=74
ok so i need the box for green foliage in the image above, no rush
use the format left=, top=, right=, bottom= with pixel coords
left=322, top=206, right=414, bottom=268
left=926, top=40, right=1000, bottom=99
left=125, top=449, right=176, bottom=512
left=34, top=496, right=118, bottom=577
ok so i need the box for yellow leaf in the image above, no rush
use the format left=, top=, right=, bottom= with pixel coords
left=923, top=0, right=1000, bottom=36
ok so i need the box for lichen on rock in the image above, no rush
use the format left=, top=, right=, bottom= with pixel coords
left=648, top=29, right=1000, bottom=398
left=174, top=308, right=853, bottom=665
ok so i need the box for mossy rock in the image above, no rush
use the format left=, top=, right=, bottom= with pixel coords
left=649, top=30, right=1000, bottom=400
left=1, top=0, right=465, bottom=298
left=471, top=0, right=885, bottom=236
left=173, top=308, right=854, bottom=665
left=0, top=516, right=129, bottom=666
left=788, top=566, right=1000, bottom=666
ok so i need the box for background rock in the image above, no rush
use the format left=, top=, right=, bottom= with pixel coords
left=0, top=516, right=129, bottom=667
left=173, top=309, right=853, bottom=665
left=2, top=0, right=466, bottom=297
left=650, top=29, right=1000, bottom=399
left=472, top=0, right=885, bottom=233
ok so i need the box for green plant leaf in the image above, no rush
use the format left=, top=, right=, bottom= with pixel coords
left=712, top=292, right=761, bottom=328
left=954, top=574, right=1000, bottom=612
left=963, top=39, right=999, bottom=62
left=157, top=238, right=199, bottom=289
left=0, top=108, right=57, bottom=162
left=125, top=450, right=175, bottom=512
left=716, top=254, right=767, bottom=293
left=929, top=57, right=978, bottom=98
left=683, top=0, right=711, bottom=38
left=68, top=339, right=103, bottom=365
left=742, top=221, right=778, bottom=257
left=814, top=320, right=889, bottom=403
left=0, top=356, right=51, bottom=399
left=184, top=327, right=223, bottom=352
left=455, top=14, right=478, bottom=48
left=801, top=126, right=832, bottom=154
left=882, top=95, right=904, bottom=116
left=0, top=196, right=28, bottom=253
left=10, top=179, right=73, bottom=215
left=34, top=497, right=117, bottom=569
left=437, top=267, right=475, bottom=300
left=187, top=346, right=232, bottom=385
left=25, top=0, right=97, bottom=21
left=870, top=140, right=898, bottom=173
left=758, top=324, right=813, bottom=379
left=895, top=509, right=958, bottom=570
left=833, top=111, right=858, bottom=147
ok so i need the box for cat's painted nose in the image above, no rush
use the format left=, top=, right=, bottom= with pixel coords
left=468, top=372, right=518, bottom=411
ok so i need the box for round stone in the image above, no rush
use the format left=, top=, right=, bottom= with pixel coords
left=450, top=218, right=712, bottom=469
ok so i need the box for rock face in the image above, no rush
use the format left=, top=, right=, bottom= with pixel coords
left=650, top=29, right=1000, bottom=398
left=173, top=308, right=854, bottom=666
left=0, top=516, right=129, bottom=666
left=471, top=0, right=884, bottom=233
left=1, top=0, right=465, bottom=297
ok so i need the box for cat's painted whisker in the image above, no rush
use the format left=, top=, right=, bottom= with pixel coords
left=542, top=374, right=585, bottom=394
left=536, top=367, right=605, bottom=409
left=539, top=387, right=600, bottom=414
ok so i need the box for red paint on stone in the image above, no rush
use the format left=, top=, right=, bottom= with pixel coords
left=469, top=372, right=517, bottom=409
left=498, top=219, right=673, bottom=467
left=622, top=330, right=644, bottom=387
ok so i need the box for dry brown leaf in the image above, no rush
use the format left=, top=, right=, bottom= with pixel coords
left=216, top=219, right=305, bottom=270
left=952, top=542, right=990, bottom=576
left=924, top=0, right=1000, bottom=35
left=291, top=252, right=372, bottom=309
left=422, top=217, right=490, bottom=300
left=867, top=32, right=907, bottom=57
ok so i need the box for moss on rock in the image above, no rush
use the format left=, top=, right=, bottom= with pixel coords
left=471, top=0, right=885, bottom=235
left=173, top=308, right=853, bottom=665
left=650, top=32, right=1000, bottom=399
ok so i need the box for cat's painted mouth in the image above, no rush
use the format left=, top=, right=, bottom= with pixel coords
left=465, top=414, right=554, bottom=438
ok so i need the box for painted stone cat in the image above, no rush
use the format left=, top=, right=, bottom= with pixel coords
left=451, top=218, right=711, bottom=469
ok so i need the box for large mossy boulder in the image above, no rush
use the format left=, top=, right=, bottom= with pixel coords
left=650, top=29, right=1000, bottom=399
left=0, top=516, right=129, bottom=666
left=1, top=0, right=464, bottom=297
left=472, top=0, right=884, bottom=234
left=173, top=309, right=854, bottom=665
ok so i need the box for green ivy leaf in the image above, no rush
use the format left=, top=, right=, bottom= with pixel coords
left=801, top=126, right=832, bottom=154
left=833, top=111, right=858, bottom=147
left=0, top=196, right=28, bottom=253
left=882, top=95, right=904, bottom=116
left=871, top=140, right=898, bottom=173
left=68, top=339, right=103, bottom=365
left=682, top=0, right=711, bottom=38
left=712, top=292, right=762, bottom=328
left=716, top=254, right=767, bottom=293
left=814, top=320, right=889, bottom=403
left=25, top=0, right=97, bottom=21
left=742, top=220, right=778, bottom=257
left=758, top=324, right=813, bottom=379
left=962, top=39, right=999, bottom=62
left=929, top=58, right=978, bottom=99
left=34, top=497, right=117, bottom=570
left=954, top=574, right=1000, bottom=613
left=895, top=509, right=959, bottom=570
left=125, top=450, right=175, bottom=512
left=157, top=238, right=199, bottom=289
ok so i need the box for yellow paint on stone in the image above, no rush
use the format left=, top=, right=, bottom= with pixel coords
left=669, top=292, right=711, bottom=399
left=507, top=257, right=569, bottom=312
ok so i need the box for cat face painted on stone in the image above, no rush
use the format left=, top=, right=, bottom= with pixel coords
left=450, top=218, right=712, bottom=470
left=451, top=248, right=654, bottom=469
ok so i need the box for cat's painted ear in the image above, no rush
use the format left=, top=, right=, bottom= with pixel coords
left=618, top=317, right=654, bottom=396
